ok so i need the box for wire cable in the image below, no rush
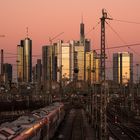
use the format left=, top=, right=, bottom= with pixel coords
left=113, top=19, right=140, bottom=25
left=85, top=21, right=101, bottom=36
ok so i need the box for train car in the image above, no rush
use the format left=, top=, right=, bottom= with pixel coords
left=47, top=106, right=60, bottom=139
left=0, top=103, right=65, bottom=140
left=0, top=115, right=45, bottom=140
left=14, top=111, right=49, bottom=140
left=0, top=123, right=22, bottom=140
left=58, top=103, right=65, bottom=123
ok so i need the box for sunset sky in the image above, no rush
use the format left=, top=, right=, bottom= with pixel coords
left=0, top=0, right=140, bottom=79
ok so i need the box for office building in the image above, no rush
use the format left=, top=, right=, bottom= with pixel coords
left=85, top=51, right=100, bottom=84
left=3, top=63, right=12, bottom=82
left=53, top=39, right=91, bottom=82
left=44, top=19, right=91, bottom=83
left=74, top=45, right=85, bottom=81
left=80, top=18, right=85, bottom=45
left=79, top=17, right=90, bottom=52
left=86, top=52, right=91, bottom=83
left=53, top=40, right=73, bottom=82
left=36, top=59, right=42, bottom=82
left=17, top=37, right=32, bottom=82
left=113, top=52, right=133, bottom=85
left=23, top=38, right=32, bottom=82
left=17, top=44, right=24, bottom=82
left=42, top=45, right=52, bottom=81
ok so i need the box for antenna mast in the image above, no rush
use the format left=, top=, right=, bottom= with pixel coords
left=26, top=27, right=29, bottom=38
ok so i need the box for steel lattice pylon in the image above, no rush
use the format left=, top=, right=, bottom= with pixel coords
left=99, top=9, right=112, bottom=140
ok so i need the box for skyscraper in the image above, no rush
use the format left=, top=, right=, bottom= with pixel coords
left=86, top=52, right=91, bottom=83
left=54, top=40, right=72, bottom=82
left=86, top=51, right=100, bottom=84
left=17, top=37, right=32, bottom=82
left=42, top=45, right=52, bottom=81
left=23, top=38, right=32, bottom=82
left=74, top=45, right=85, bottom=81
left=80, top=17, right=90, bottom=52
left=36, top=59, right=42, bottom=82
left=80, top=16, right=85, bottom=45
left=3, top=63, right=12, bottom=82
left=44, top=19, right=91, bottom=83
left=17, top=44, right=24, bottom=82
left=113, top=52, right=133, bottom=85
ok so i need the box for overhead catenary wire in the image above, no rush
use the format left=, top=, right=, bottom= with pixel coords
left=113, top=19, right=140, bottom=25
left=106, top=21, right=126, bottom=44
left=85, top=21, right=101, bottom=36
left=3, top=43, right=140, bottom=58
left=106, top=21, right=140, bottom=58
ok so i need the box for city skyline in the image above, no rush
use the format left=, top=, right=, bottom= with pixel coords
left=0, top=0, right=140, bottom=80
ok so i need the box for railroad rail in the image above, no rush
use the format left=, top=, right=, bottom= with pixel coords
left=52, top=107, right=94, bottom=140
left=107, top=101, right=140, bottom=140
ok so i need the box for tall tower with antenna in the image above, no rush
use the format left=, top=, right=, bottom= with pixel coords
left=17, top=27, right=32, bottom=82
left=26, top=27, right=29, bottom=38
left=80, top=14, right=85, bottom=45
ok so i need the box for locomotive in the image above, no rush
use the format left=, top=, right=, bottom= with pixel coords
left=0, top=102, right=65, bottom=140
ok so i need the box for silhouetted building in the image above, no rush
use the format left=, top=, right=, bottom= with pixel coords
left=80, top=18, right=85, bottom=45
left=1, top=49, right=4, bottom=75
left=17, top=44, right=24, bottom=82
left=113, top=52, right=133, bottom=85
left=79, top=18, right=90, bottom=51
left=36, top=59, right=42, bottom=82
left=3, top=63, right=12, bottom=82
left=42, top=45, right=52, bottom=81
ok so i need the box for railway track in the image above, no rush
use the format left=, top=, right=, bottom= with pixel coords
left=108, top=122, right=132, bottom=140
left=107, top=104, right=140, bottom=140
left=71, top=109, right=84, bottom=140
left=53, top=108, right=89, bottom=140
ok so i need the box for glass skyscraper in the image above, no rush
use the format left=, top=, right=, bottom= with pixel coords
left=17, top=37, right=32, bottom=82
left=113, top=52, right=133, bottom=85
left=42, top=45, right=52, bottom=81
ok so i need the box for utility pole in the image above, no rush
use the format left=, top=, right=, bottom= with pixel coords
left=99, top=9, right=112, bottom=140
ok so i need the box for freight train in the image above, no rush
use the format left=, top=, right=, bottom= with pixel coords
left=0, top=102, right=65, bottom=140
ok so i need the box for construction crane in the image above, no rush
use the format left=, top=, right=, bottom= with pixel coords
left=49, top=32, right=64, bottom=45
left=99, top=9, right=112, bottom=140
